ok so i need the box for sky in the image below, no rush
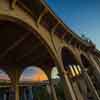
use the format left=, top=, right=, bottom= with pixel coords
left=20, top=67, right=48, bottom=82
left=46, top=0, right=100, bottom=49
left=0, top=70, right=10, bottom=80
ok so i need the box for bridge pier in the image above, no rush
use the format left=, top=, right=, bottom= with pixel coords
left=46, top=69, right=58, bottom=100
left=3, top=93, right=7, bottom=100
left=27, top=86, right=33, bottom=100
left=55, top=59, right=77, bottom=100
left=23, top=88, right=27, bottom=100
left=83, top=69, right=100, bottom=100
left=7, top=67, right=21, bottom=100
left=80, top=55, right=100, bottom=100
left=76, top=77, right=88, bottom=100
left=15, top=84, right=20, bottom=100
left=49, top=79, right=58, bottom=100
left=62, top=73, right=78, bottom=100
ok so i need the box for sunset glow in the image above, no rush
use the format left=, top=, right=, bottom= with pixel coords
left=20, top=66, right=48, bottom=82
left=0, top=70, right=10, bottom=81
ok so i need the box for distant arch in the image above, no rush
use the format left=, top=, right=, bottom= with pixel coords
left=61, top=47, right=79, bottom=70
left=0, top=69, right=11, bottom=81
left=80, top=54, right=90, bottom=69
left=19, top=66, right=48, bottom=82
left=51, top=67, right=59, bottom=79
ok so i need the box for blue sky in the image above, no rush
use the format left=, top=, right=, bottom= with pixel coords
left=46, top=0, right=100, bottom=49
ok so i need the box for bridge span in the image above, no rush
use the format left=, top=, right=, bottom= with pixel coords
left=0, top=0, right=100, bottom=100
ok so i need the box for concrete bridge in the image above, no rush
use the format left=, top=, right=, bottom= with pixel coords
left=0, top=0, right=100, bottom=100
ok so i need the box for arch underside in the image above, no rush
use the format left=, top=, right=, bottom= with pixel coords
left=0, top=20, right=54, bottom=74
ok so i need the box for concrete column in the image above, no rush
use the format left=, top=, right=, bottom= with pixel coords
left=10, top=82, right=20, bottom=100
left=23, top=87, right=27, bottom=100
left=9, top=68, right=21, bottom=100
left=8, top=87, right=15, bottom=100
left=56, top=59, right=77, bottom=100
left=49, top=56, right=77, bottom=100
left=46, top=84, right=52, bottom=99
left=83, top=69, right=100, bottom=100
left=72, top=81, right=84, bottom=100
left=77, top=77, right=88, bottom=100
left=15, top=84, right=20, bottom=100
left=49, top=79, right=58, bottom=100
left=88, top=54, right=100, bottom=83
left=62, top=73, right=77, bottom=100
left=27, top=86, right=33, bottom=100
left=3, top=93, right=7, bottom=100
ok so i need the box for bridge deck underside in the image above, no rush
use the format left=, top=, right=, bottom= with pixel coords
left=0, top=20, right=53, bottom=70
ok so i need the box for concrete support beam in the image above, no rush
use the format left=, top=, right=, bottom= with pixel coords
left=83, top=69, right=100, bottom=100
left=27, top=86, right=33, bottom=100
left=62, top=73, right=77, bottom=100
left=8, top=68, right=21, bottom=100
left=77, top=77, right=88, bottom=100
left=37, top=8, right=48, bottom=25
left=72, top=81, right=84, bottom=100
left=55, top=59, right=77, bottom=100
left=3, top=93, right=7, bottom=100
left=23, top=88, right=27, bottom=100
left=49, top=79, right=58, bottom=100
left=51, top=22, right=59, bottom=33
left=11, top=0, right=17, bottom=9
left=88, top=54, right=100, bottom=82
left=15, top=84, right=20, bottom=100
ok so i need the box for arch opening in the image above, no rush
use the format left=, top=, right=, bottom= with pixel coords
left=62, top=47, right=78, bottom=68
left=20, top=66, right=48, bottom=82
left=51, top=66, right=66, bottom=100
left=80, top=54, right=90, bottom=69
left=61, top=47, right=84, bottom=99
left=19, top=66, right=51, bottom=100
left=61, top=47, right=81, bottom=78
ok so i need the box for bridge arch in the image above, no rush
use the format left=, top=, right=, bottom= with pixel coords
left=19, top=66, right=48, bottom=82
left=80, top=54, right=90, bottom=69
left=0, top=14, right=58, bottom=63
left=0, top=14, right=60, bottom=78
left=61, top=47, right=79, bottom=70
left=0, top=69, right=11, bottom=81
left=19, top=66, right=53, bottom=100
left=0, top=15, right=61, bottom=100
